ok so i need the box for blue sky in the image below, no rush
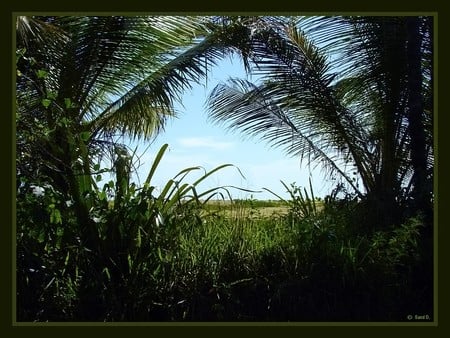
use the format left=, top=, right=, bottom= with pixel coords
left=125, top=56, right=334, bottom=200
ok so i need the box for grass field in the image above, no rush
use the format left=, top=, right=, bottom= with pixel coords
left=204, top=198, right=324, bottom=218
left=16, top=148, right=432, bottom=322
left=17, top=187, right=432, bottom=321
left=204, top=199, right=289, bottom=218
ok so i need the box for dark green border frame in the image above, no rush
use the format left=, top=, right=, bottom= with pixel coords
left=2, top=0, right=447, bottom=336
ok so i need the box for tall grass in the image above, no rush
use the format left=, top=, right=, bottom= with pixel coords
left=16, top=144, right=432, bottom=321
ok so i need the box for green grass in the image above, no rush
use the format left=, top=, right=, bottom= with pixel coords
left=16, top=144, right=433, bottom=322
left=203, top=199, right=289, bottom=219
left=16, top=189, right=432, bottom=321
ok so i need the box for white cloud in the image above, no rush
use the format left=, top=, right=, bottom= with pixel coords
left=178, top=137, right=234, bottom=150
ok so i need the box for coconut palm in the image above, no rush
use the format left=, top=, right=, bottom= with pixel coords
left=16, top=15, right=248, bottom=229
left=16, top=15, right=260, bottom=320
left=206, top=16, right=433, bottom=228
left=11, top=16, right=259, bottom=319
left=16, top=15, right=262, bottom=191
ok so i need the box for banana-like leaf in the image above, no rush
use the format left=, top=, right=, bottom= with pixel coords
left=144, top=143, right=169, bottom=186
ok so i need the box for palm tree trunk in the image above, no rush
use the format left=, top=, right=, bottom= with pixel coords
left=379, top=105, right=398, bottom=227
left=53, top=126, right=106, bottom=319
left=406, top=17, right=431, bottom=218
left=373, top=18, right=404, bottom=228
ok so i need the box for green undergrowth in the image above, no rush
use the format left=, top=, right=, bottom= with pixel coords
left=16, top=145, right=433, bottom=322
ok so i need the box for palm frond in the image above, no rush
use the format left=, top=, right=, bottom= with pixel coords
left=207, top=78, right=363, bottom=196
left=207, top=21, right=374, bottom=194
left=88, top=18, right=250, bottom=140
left=17, top=16, right=216, bottom=140
left=89, top=17, right=293, bottom=141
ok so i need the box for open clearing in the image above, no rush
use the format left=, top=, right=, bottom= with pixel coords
left=204, top=200, right=290, bottom=218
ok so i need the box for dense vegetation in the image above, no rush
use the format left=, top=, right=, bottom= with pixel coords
left=16, top=16, right=433, bottom=322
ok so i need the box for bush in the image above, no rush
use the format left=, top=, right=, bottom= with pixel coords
left=16, top=146, right=433, bottom=321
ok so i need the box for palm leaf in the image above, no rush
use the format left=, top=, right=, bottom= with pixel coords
left=89, top=16, right=263, bottom=140
left=207, top=22, right=371, bottom=195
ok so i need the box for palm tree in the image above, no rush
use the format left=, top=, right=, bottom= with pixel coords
left=405, top=16, right=433, bottom=219
left=16, top=15, right=262, bottom=191
left=16, top=16, right=284, bottom=319
left=16, top=16, right=240, bottom=230
left=206, top=16, right=433, bottom=228
left=16, top=15, right=267, bottom=319
left=17, top=17, right=188, bottom=252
